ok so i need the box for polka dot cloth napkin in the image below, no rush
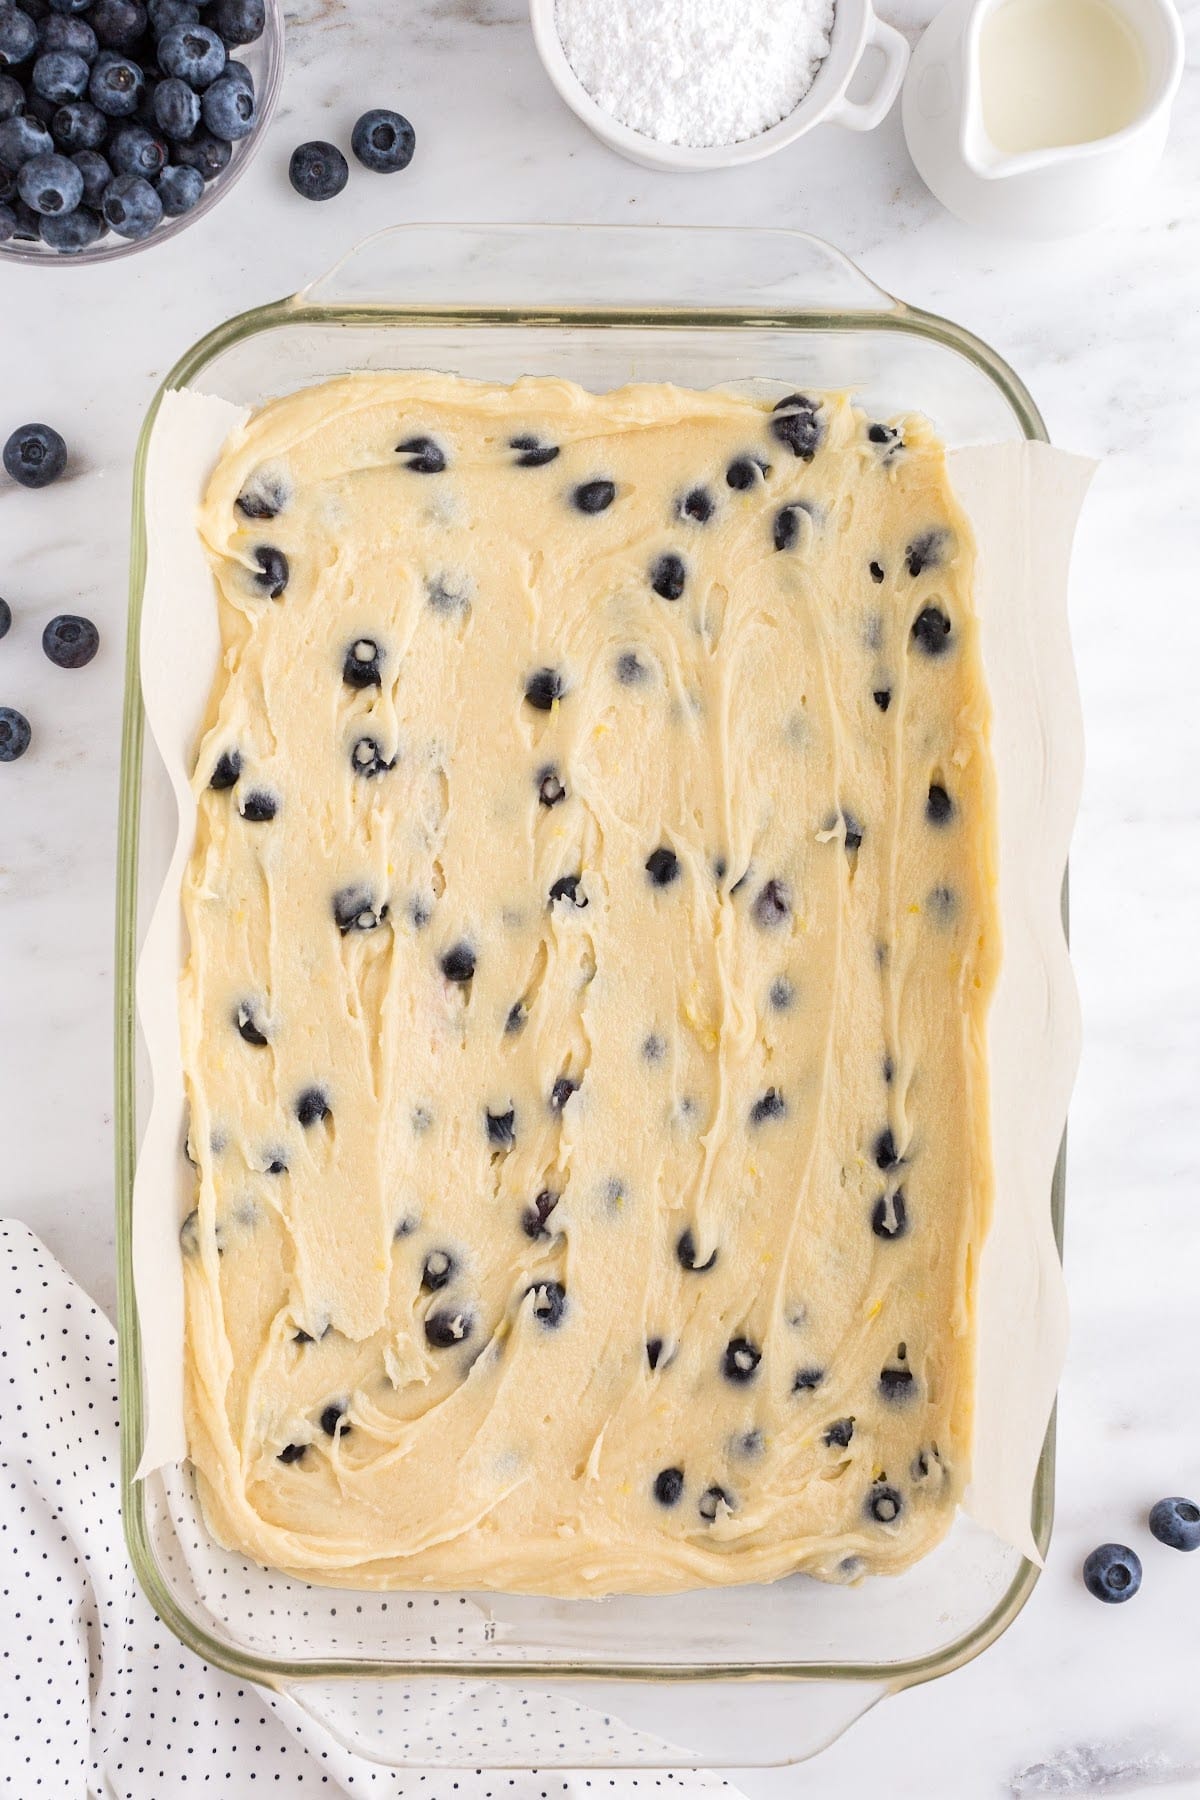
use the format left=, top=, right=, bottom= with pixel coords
left=0, top=1221, right=738, bottom=1799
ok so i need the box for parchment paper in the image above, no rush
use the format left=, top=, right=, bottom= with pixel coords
left=132, top=388, right=1091, bottom=1568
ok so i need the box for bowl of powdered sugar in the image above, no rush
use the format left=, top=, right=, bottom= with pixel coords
left=532, top=0, right=910, bottom=168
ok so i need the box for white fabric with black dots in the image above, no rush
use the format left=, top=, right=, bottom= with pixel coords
left=0, top=1221, right=736, bottom=1798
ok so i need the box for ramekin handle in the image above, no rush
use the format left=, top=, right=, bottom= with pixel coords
left=825, top=12, right=910, bottom=132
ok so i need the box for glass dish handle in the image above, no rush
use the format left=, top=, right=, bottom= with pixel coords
left=293, top=223, right=899, bottom=318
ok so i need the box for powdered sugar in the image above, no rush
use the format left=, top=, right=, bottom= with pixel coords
left=554, top=0, right=837, bottom=148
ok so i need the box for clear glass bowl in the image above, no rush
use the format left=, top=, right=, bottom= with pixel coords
left=0, top=0, right=283, bottom=267
left=115, top=224, right=1063, bottom=1771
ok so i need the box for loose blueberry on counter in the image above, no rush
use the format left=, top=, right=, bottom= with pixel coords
left=868, top=1483, right=903, bottom=1524
left=252, top=544, right=288, bottom=597
left=0, top=596, right=9, bottom=638
left=645, top=845, right=680, bottom=887
left=342, top=637, right=382, bottom=687
left=548, top=872, right=585, bottom=908
left=522, top=1188, right=559, bottom=1239
left=209, top=747, right=241, bottom=789
left=873, top=1128, right=900, bottom=1170
left=395, top=433, right=445, bottom=473
left=0, top=705, right=31, bottom=761
left=751, top=878, right=790, bottom=928
left=174, top=129, right=230, bottom=179
left=350, top=736, right=393, bottom=778
left=676, top=1228, right=717, bottom=1273
left=1148, top=1496, right=1200, bottom=1551
left=32, top=49, right=89, bottom=102
left=528, top=1279, right=567, bottom=1327
left=88, top=50, right=143, bottom=117
left=649, top=552, right=685, bottom=600
left=295, top=1086, right=330, bottom=1127
left=201, top=73, right=255, bottom=140
left=926, top=782, right=953, bottom=825
left=524, top=666, right=564, bottom=711
left=722, top=1337, right=761, bottom=1383
left=319, top=1402, right=351, bottom=1438
left=277, top=1442, right=307, bottom=1464
left=879, top=1364, right=915, bottom=1401
left=725, top=455, right=769, bottom=490
left=698, top=1485, right=732, bottom=1523
left=771, top=393, right=824, bottom=461
left=571, top=478, right=615, bottom=514
left=0, top=6, right=38, bottom=66
left=550, top=1075, right=578, bottom=1111
left=351, top=107, right=415, bottom=173
left=792, top=1367, right=824, bottom=1392
left=654, top=1466, right=684, bottom=1506
left=679, top=485, right=713, bottom=523
left=537, top=765, right=565, bottom=807
left=42, top=612, right=98, bottom=667
left=289, top=138, right=348, bottom=201
left=873, top=688, right=891, bottom=712
left=333, top=887, right=386, bottom=933
left=102, top=170, right=160, bottom=236
left=1082, top=1542, right=1141, bottom=1602
left=156, top=160, right=202, bottom=214
left=421, top=1248, right=455, bottom=1292
left=234, top=1001, right=267, bottom=1045
left=824, top=1417, right=854, bottom=1448
left=749, top=1087, right=785, bottom=1125
left=425, top=1306, right=474, bottom=1349
left=71, top=146, right=111, bottom=205
left=239, top=787, right=276, bottom=822
left=211, top=0, right=265, bottom=45
left=905, top=530, right=947, bottom=577
left=4, top=421, right=66, bottom=487
left=440, top=941, right=475, bottom=982
left=39, top=198, right=98, bottom=246
left=871, top=1188, right=908, bottom=1240
left=508, top=433, right=559, bottom=467
left=485, top=1106, right=515, bottom=1147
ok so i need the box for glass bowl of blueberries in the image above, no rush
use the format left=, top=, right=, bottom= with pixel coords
left=0, top=0, right=282, bottom=262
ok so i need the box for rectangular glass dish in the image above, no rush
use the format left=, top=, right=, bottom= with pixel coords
left=115, top=224, right=1066, bottom=1771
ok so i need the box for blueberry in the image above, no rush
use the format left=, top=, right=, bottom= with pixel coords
left=52, top=99, right=105, bottom=149
left=549, top=1075, right=577, bottom=1111
left=395, top=434, right=445, bottom=472
left=295, top=1086, right=329, bottom=1126
left=911, top=606, right=953, bottom=659
left=350, top=736, right=393, bottom=778
left=869, top=560, right=885, bottom=584
left=276, top=1442, right=307, bottom=1464
left=537, top=766, right=565, bottom=807
left=868, top=1483, right=903, bottom=1524
left=425, top=1306, right=473, bottom=1349
left=32, top=47, right=88, bottom=100
left=642, top=1032, right=665, bottom=1062
left=4, top=422, right=66, bottom=486
left=649, top=552, right=685, bottom=600
left=110, top=121, right=166, bottom=177
left=41, top=612, right=99, bottom=673
left=146, top=0, right=197, bottom=33
left=332, top=886, right=386, bottom=933
left=653, top=1466, right=684, bottom=1506
left=0, top=596, right=9, bottom=637
left=156, top=159, right=202, bottom=214
left=873, top=1128, right=900, bottom=1170
left=645, top=845, right=679, bottom=887
left=698, top=1485, right=732, bottom=1523
left=210, top=0, right=264, bottom=45
left=771, top=393, right=824, bottom=461
left=725, top=455, right=769, bottom=489
left=239, top=787, right=276, bottom=822
left=873, top=688, right=891, bottom=712
left=153, top=74, right=199, bottom=139
left=234, top=1000, right=267, bottom=1045
left=221, top=61, right=255, bottom=96
left=0, top=705, right=31, bottom=761
left=521, top=1188, right=559, bottom=1239
left=751, top=878, right=790, bottom=928
left=1148, top=1496, right=1200, bottom=1552
left=88, top=51, right=143, bottom=117
left=527, top=1279, right=566, bottom=1327
left=0, top=112, right=52, bottom=166
left=319, top=1402, right=350, bottom=1438
left=440, top=941, right=475, bottom=982
left=157, top=22, right=224, bottom=86
left=678, top=485, right=713, bottom=522
left=879, top=1364, right=914, bottom=1401
left=792, top=1367, right=824, bottom=1392
left=421, top=1248, right=455, bottom=1291
left=208, top=747, right=240, bottom=789
left=509, top=434, right=558, bottom=468
left=676, top=1228, right=717, bottom=1273
left=251, top=544, right=287, bottom=597
left=615, top=650, right=646, bottom=685
left=871, top=1188, right=908, bottom=1240
left=342, top=637, right=381, bottom=687
left=25, top=89, right=56, bottom=126
left=768, top=975, right=794, bottom=1009
left=351, top=106, right=414, bottom=173
left=1082, top=1542, right=1141, bottom=1602
left=749, top=1088, right=784, bottom=1125
left=89, top=0, right=146, bottom=48
left=548, top=872, right=585, bottom=907
left=926, top=782, right=953, bottom=825
left=173, top=129, right=230, bottom=178
left=0, top=6, right=38, bottom=66
left=16, top=147, right=81, bottom=209
left=524, top=667, right=564, bottom=711
left=102, top=171, right=161, bottom=236
left=906, top=530, right=948, bottom=577
left=485, top=1107, right=515, bottom=1146
left=202, top=73, right=254, bottom=140
left=646, top=1338, right=664, bottom=1369
left=571, top=478, right=615, bottom=514
left=868, top=422, right=901, bottom=449
left=824, top=1417, right=854, bottom=1448
left=235, top=474, right=285, bottom=519
left=722, top=1337, right=761, bottom=1383
left=505, top=1001, right=526, bottom=1034
left=0, top=71, right=22, bottom=118
left=842, top=812, right=863, bottom=852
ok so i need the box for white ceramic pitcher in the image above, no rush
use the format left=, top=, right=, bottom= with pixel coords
left=902, top=0, right=1184, bottom=235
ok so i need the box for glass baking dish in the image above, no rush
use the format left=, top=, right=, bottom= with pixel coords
left=114, top=224, right=1062, bottom=1772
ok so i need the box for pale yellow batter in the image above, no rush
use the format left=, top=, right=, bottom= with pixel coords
left=180, top=373, right=997, bottom=1596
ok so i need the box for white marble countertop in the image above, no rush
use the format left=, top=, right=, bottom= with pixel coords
left=2, top=1, right=1198, bottom=1793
